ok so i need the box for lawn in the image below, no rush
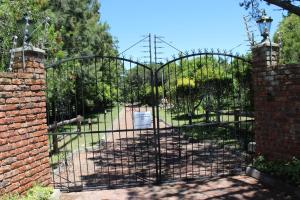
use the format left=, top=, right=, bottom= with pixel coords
left=159, top=107, right=254, bottom=150
left=48, top=106, right=122, bottom=167
left=159, top=107, right=254, bottom=126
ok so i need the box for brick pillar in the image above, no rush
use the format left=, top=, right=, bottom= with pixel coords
left=0, top=46, right=51, bottom=195
left=252, top=41, right=300, bottom=161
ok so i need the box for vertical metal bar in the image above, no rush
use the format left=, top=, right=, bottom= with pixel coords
left=95, top=57, right=103, bottom=179
left=80, top=60, right=90, bottom=180
left=192, top=56, right=197, bottom=179
left=136, top=63, right=144, bottom=183
left=167, top=62, right=175, bottom=180
left=216, top=53, right=222, bottom=175
left=199, top=54, right=203, bottom=176
left=223, top=55, right=229, bottom=175
left=122, top=59, right=131, bottom=184
left=186, top=56, right=190, bottom=179
left=49, top=134, right=55, bottom=187
left=204, top=53, right=208, bottom=176
left=116, top=59, right=124, bottom=181
left=210, top=54, right=215, bottom=177
left=73, top=60, right=83, bottom=187
left=108, top=58, right=117, bottom=186
left=129, top=62, right=138, bottom=183
left=150, top=69, right=159, bottom=184
left=88, top=57, right=96, bottom=181
left=62, top=132, right=70, bottom=188
left=162, top=67, right=168, bottom=179
left=102, top=57, right=110, bottom=187
left=149, top=33, right=152, bottom=67
left=154, top=71, right=162, bottom=183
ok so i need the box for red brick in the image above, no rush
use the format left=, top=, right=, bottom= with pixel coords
left=0, top=78, right=11, bottom=84
left=0, top=112, right=5, bottom=118
left=0, top=98, right=5, bottom=105
left=17, top=73, right=34, bottom=79
left=8, top=123, right=22, bottom=130
left=0, top=104, right=17, bottom=111
left=11, top=79, right=23, bottom=85
left=30, top=85, right=42, bottom=91
left=0, top=125, right=8, bottom=132
left=0, top=72, right=15, bottom=78
left=6, top=98, right=21, bottom=104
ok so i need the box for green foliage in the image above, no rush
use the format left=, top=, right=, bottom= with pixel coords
left=140, top=84, right=163, bottom=106
left=0, top=0, right=57, bottom=70
left=240, top=0, right=300, bottom=18
left=173, top=77, right=197, bottom=113
left=183, top=126, right=228, bottom=141
left=0, top=184, right=53, bottom=200
left=47, top=0, right=117, bottom=59
left=254, top=156, right=300, bottom=187
left=176, top=78, right=196, bottom=94
left=165, top=56, right=249, bottom=115
left=274, top=14, right=300, bottom=64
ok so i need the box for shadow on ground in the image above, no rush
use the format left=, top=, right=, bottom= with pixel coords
left=60, top=175, right=297, bottom=200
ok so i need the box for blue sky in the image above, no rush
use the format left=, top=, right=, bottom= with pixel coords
left=100, top=0, right=284, bottom=62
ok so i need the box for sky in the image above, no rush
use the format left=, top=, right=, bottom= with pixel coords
left=100, top=0, right=284, bottom=62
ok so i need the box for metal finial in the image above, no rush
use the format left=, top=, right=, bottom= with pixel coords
left=23, top=11, right=31, bottom=47
left=9, top=36, right=18, bottom=71
left=42, top=16, right=50, bottom=48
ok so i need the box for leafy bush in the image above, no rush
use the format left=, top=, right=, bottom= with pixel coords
left=0, top=184, right=53, bottom=200
left=254, top=156, right=300, bottom=187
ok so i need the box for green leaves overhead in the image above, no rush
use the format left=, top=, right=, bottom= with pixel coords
left=274, top=14, right=300, bottom=64
left=0, top=0, right=117, bottom=67
left=48, top=0, right=117, bottom=59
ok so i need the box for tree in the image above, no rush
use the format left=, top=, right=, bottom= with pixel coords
left=47, top=0, right=117, bottom=59
left=0, top=0, right=61, bottom=70
left=240, top=0, right=300, bottom=17
left=274, top=13, right=300, bottom=63
left=165, top=56, right=235, bottom=117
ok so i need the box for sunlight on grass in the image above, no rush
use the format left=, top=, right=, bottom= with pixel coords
left=49, top=106, right=123, bottom=166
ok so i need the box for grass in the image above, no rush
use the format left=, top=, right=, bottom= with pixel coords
left=158, top=107, right=254, bottom=150
left=180, top=123, right=253, bottom=150
left=0, top=184, right=53, bottom=200
left=159, top=107, right=254, bottom=126
left=49, top=106, right=122, bottom=167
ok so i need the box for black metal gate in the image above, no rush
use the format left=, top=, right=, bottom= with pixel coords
left=46, top=51, right=254, bottom=191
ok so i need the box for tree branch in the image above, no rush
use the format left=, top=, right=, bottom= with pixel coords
left=264, top=0, right=300, bottom=16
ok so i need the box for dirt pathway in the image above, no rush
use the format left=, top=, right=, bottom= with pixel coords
left=52, top=105, right=249, bottom=191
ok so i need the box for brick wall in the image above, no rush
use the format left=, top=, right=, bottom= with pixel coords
left=0, top=47, right=51, bottom=195
left=252, top=41, right=300, bottom=160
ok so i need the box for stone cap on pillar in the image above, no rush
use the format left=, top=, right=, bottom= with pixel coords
left=10, top=46, right=46, bottom=72
left=252, top=40, right=279, bottom=49
left=252, top=40, right=279, bottom=68
left=11, top=46, right=45, bottom=59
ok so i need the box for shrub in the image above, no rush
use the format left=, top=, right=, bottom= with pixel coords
left=253, top=156, right=300, bottom=187
left=0, top=184, right=53, bottom=200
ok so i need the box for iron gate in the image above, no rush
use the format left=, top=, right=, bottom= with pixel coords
left=46, top=52, right=254, bottom=191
